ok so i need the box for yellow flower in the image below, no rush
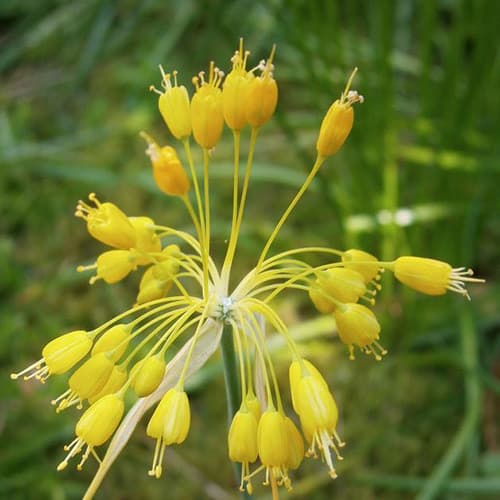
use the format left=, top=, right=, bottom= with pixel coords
left=295, top=374, right=342, bottom=478
left=191, top=62, right=225, bottom=149
left=78, top=249, right=138, bottom=285
left=228, top=408, right=259, bottom=493
left=135, top=261, right=177, bottom=305
left=92, top=324, right=131, bottom=362
left=284, top=416, right=304, bottom=471
left=289, top=358, right=328, bottom=413
left=75, top=193, right=136, bottom=249
left=58, top=394, right=124, bottom=471
left=152, top=67, right=191, bottom=140
left=391, top=256, right=483, bottom=299
left=141, top=132, right=190, bottom=196
left=146, top=387, right=191, bottom=478
left=244, top=390, right=262, bottom=422
left=333, top=303, right=385, bottom=360
left=245, top=45, right=278, bottom=128
left=130, top=355, right=166, bottom=397
left=316, top=68, right=364, bottom=158
left=11, top=330, right=92, bottom=383
left=52, top=352, right=114, bottom=412
left=342, top=248, right=380, bottom=283
left=88, top=364, right=127, bottom=404
left=128, top=217, right=162, bottom=265
left=309, top=267, right=367, bottom=313
left=222, top=38, right=254, bottom=131
left=257, top=409, right=291, bottom=491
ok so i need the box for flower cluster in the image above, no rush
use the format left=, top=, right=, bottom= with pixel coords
left=11, top=39, right=483, bottom=499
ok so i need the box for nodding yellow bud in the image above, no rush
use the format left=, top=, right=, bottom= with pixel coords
left=152, top=67, right=191, bottom=140
left=333, top=303, right=385, bottom=361
left=75, top=193, right=136, bottom=250
left=296, top=375, right=338, bottom=432
left=342, top=248, right=380, bottom=283
left=88, top=364, right=127, bottom=404
left=58, top=394, right=124, bottom=471
left=295, top=375, right=344, bottom=479
left=257, top=409, right=292, bottom=490
left=158, top=243, right=181, bottom=261
left=228, top=409, right=259, bottom=464
left=309, top=268, right=367, bottom=313
left=11, top=330, right=93, bottom=384
left=146, top=387, right=190, bottom=479
left=223, top=39, right=254, bottom=131
left=43, top=330, right=92, bottom=375
left=89, top=250, right=138, bottom=284
left=162, top=388, right=191, bottom=445
left=136, top=261, right=176, bottom=305
left=245, top=45, right=278, bottom=128
left=245, top=391, right=262, bottom=422
left=128, top=217, right=161, bottom=265
left=191, top=62, right=224, bottom=149
left=131, top=355, right=166, bottom=397
left=141, top=132, right=190, bottom=197
left=284, top=416, right=304, bottom=470
left=53, top=353, right=114, bottom=411
left=316, top=68, right=363, bottom=158
left=391, top=256, right=482, bottom=299
left=257, top=410, right=288, bottom=468
left=92, top=324, right=131, bottom=362
left=289, top=359, right=328, bottom=414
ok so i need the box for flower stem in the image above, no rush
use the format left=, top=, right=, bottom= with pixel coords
left=220, top=324, right=249, bottom=499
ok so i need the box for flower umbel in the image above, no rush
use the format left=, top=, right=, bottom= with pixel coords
left=11, top=39, right=484, bottom=500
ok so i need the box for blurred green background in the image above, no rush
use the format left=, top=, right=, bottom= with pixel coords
left=1, top=0, right=499, bottom=499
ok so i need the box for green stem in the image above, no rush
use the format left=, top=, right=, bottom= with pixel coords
left=416, top=306, right=481, bottom=500
left=220, top=324, right=249, bottom=500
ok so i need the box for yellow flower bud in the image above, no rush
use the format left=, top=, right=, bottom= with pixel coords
left=245, top=46, right=278, bottom=128
left=296, top=375, right=338, bottom=432
left=333, top=303, right=385, bottom=360
left=257, top=409, right=291, bottom=490
left=191, top=62, right=224, bottom=149
left=309, top=268, right=367, bottom=313
left=289, top=359, right=328, bottom=414
left=316, top=68, right=363, bottom=158
left=75, top=193, right=136, bottom=249
left=53, top=353, right=114, bottom=412
left=153, top=67, right=191, bottom=140
left=141, top=132, right=190, bottom=197
left=88, top=364, right=127, bottom=404
left=228, top=409, right=258, bottom=464
left=43, top=330, right=92, bottom=375
left=146, top=387, right=190, bottom=479
left=136, top=262, right=176, bottom=305
left=297, top=376, right=343, bottom=478
left=11, top=330, right=92, bottom=383
left=162, top=388, right=190, bottom=445
left=58, top=394, right=124, bottom=471
left=92, top=324, right=131, bottom=362
left=131, top=355, right=166, bottom=397
left=245, top=391, right=262, bottom=422
left=342, top=248, right=380, bottom=283
left=222, top=39, right=254, bottom=131
left=90, top=250, right=138, bottom=284
left=284, top=416, right=304, bottom=470
left=391, top=256, right=482, bottom=299
left=128, top=216, right=161, bottom=265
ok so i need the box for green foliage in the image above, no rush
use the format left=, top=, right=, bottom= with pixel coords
left=1, top=0, right=499, bottom=499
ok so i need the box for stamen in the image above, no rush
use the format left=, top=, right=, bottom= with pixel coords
left=10, top=358, right=44, bottom=380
